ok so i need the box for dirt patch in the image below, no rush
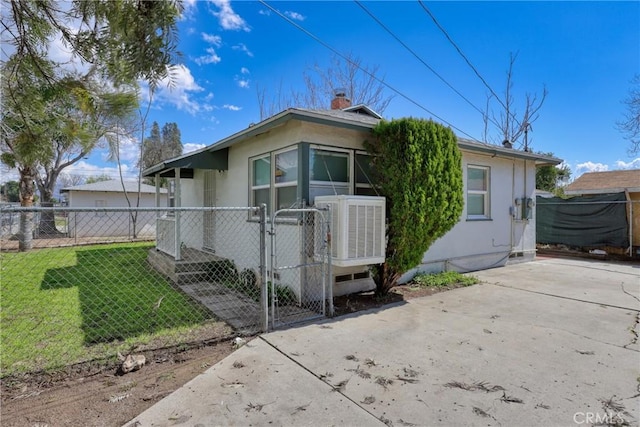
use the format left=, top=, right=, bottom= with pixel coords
left=333, top=282, right=470, bottom=317
left=1, top=339, right=239, bottom=427
left=1, top=283, right=468, bottom=426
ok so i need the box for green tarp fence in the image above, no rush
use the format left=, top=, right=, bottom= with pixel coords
left=536, top=193, right=629, bottom=248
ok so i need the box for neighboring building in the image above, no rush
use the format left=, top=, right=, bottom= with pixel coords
left=565, top=169, right=640, bottom=250
left=61, top=180, right=167, bottom=238
left=144, top=94, right=561, bottom=297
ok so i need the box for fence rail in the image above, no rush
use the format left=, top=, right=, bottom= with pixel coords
left=0, top=205, right=331, bottom=378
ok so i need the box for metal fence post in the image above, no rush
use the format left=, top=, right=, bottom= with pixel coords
left=259, top=204, right=268, bottom=332
left=326, top=206, right=334, bottom=317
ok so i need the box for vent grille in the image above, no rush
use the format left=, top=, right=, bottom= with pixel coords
left=315, top=195, right=386, bottom=267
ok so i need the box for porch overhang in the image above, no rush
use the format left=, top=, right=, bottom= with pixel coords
left=142, top=147, right=229, bottom=178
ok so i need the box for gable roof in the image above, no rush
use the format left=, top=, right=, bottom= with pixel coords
left=143, top=107, right=561, bottom=177
left=565, top=169, right=640, bottom=194
left=61, top=180, right=167, bottom=194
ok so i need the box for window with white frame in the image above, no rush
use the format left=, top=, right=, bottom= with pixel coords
left=274, top=148, right=298, bottom=211
left=309, top=147, right=350, bottom=201
left=250, top=148, right=298, bottom=215
left=166, top=179, right=176, bottom=216
left=251, top=154, right=271, bottom=213
left=467, top=165, right=490, bottom=219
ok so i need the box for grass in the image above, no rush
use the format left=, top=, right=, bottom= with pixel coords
left=409, top=271, right=479, bottom=288
left=0, top=242, right=217, bottom=376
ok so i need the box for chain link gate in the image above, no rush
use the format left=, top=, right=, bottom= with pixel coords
left=269, top=207, right=333, bottom=329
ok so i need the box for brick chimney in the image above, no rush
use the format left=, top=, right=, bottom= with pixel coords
left=330, top=88, right=351, bottom=110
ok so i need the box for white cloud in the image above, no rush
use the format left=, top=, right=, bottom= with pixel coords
left=180, top=0, right=198, bottom=21
left=210, top=0, right=250, bottom=31
left=236, top=79, right=250, bottom=89
left=0, top=165, right=19, bottom=184
left=204, top=92, right=215, bottom=102
left=232, top=43, right=253, bottom=57
left=615, top=158, right=640, bottom=169
left=575, top=161, right=609, bottom=177
left=202, top=32, right=222, bottom=47
left=258, top=9, right=271, bottom=16
left=223, top=104, right=242, bottom=111
left=284, top=11, right=305, bottom=21
left=240, top=67, right=250, bottom=74
left=47, top=31, right=91, bottom=75
left=140, top=64, right=205, bottom=115
left=183, top=143, right=207, bottom=154
left=64, top=160, right=139, bottom=181
left=195, top=47, right=222, bottom=65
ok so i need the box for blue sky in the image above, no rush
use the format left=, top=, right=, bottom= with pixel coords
left=4, top=1, right=639, bottom=188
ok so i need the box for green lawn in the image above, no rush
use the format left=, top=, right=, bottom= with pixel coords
left=0, top=242, right=216, bottom=376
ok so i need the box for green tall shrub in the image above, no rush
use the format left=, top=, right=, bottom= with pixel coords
left=365, top=118, right=464, bottom=296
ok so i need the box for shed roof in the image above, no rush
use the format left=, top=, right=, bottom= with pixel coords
left=61, top=180, right=167, bottom=194
left=565, top=169, right=640, bottom=194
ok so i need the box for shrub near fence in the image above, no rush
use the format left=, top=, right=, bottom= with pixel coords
left=0, top=207, right=242, bottom=377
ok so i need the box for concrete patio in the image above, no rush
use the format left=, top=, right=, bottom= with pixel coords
left=126, top=257, right=640, bottom=426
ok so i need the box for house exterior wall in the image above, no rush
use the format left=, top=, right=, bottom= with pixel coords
left=214, top=120, right=371, bottom=208
left=67, top=190, right=163, bottom=238
left=172, top=117, right=543, bottom=297
left=402, top=152, right=538, bottom=279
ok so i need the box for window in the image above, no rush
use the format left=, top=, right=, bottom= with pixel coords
left=467, top=165, right=490, bottom=219
left=274, top=149, right=298, bottom=211
left=250, top=148, right=298, bottom=215
left=251, top=155, right=271, bottom=213
left=310, top=148, right=350, bottom=200
left=167, top=179, right=176, bottom=216
left=95, top=199, right=106, bottom=217
left=355, top=152, right=377, bottom=196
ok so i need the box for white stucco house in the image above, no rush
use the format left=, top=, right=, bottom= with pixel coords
left=143, top=95, right=561, bottom=297
left=61, top=180, right=167, bottom=238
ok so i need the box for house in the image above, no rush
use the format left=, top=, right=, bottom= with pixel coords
left=564, top=169, right=640, bottom=253
left=143, top=94, right=561, bottom=297
left=61, top=180, right=167, bottom=238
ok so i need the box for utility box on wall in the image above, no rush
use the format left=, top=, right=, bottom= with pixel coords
left=314, top=195, right=386, bottom=267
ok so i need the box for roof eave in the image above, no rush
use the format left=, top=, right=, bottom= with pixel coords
left=565, top=187, right=640, bottom=195
left=142, top=108, right=377, bottom=177
left=456, top=138, right=562, bottom=165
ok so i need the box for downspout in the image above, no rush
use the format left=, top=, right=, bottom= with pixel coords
left=510, top=160, right=515, bottom=255
left=523, top=159, right=527, bottom=253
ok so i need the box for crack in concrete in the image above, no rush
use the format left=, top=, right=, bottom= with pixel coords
left=623, top=311, right=640, bottom=350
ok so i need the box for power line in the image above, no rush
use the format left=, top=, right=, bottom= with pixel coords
left=417, top=0, right=524, bottom=133
left=258, top=0, right=482, bottom=142
left=354, top=0, right=501, bottom=129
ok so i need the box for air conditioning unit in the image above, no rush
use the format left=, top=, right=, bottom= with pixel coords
left=314, top=195, right=386, bottom=267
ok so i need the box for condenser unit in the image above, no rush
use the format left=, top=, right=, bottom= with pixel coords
left=314, top=195, right=386, bottom=267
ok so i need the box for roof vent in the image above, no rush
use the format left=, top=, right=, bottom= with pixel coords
left=502, top=139, right=512, bottom=149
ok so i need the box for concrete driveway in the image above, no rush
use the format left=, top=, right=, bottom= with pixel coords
left=127, top=257, right=640, bottom=426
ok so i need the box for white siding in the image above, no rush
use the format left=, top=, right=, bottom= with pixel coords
left=67, top=189, right=165, bottom=238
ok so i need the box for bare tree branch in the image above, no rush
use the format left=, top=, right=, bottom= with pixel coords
left=617, top=74, right=640, bottom=155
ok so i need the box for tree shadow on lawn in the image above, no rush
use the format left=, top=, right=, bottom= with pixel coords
left=40, top=245, right=213, bottom=345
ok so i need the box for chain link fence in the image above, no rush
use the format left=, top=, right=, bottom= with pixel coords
left=0, top=205, right=332, bottom=378
left=270, top=208, right=333, bottom=329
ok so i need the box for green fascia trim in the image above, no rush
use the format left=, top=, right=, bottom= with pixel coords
left=143, top=148, right=229, bottom=177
